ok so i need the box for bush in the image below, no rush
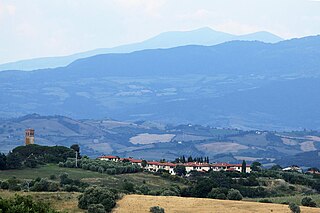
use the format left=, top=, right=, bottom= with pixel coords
left=63, top=184, right=80, bottom=192
left=227, top=189, right=243, bottom=200
left=150, top=206, right=165, bottom=213
left=259, top=199, right=273, bottom=203
left=1, top=181, right=9, bottom=190
left=49, top=174, right=56, bottom=180
left=160, top=190, right=177, bottom=196
left=289, top=203, right=301, bottom=213
left=301, top=197, right=317, bottom=207
left=7, top=177, right=22, bottom=191
left=208, top=188, right=228, bottom=200
left=88, top=204, right=106, bottom=213
left=78, top=186, right=117, bottom=212
left=48, top=182, right=59, bottom=192
left=138, top=185, right=150, bottom=195
left=0, top=194, right=58, bottom=213
left=122, top=181, right=135, bottom=192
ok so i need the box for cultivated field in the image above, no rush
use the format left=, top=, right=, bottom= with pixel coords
left=112, top=195, right=320, bottom=213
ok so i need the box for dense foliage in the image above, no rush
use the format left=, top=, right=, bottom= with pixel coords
left=301, top=197, right=317, bottom=207
left=78, top=186, right=118, bottom=212
left=0, top=144, right=75, bottom=170
left=0, top=195, right=58, bottom=213
left=150, top=206, right=165, bottom=213
left=60, top=158, right=141, bottom=175
left=289, top=203, right=301, bottom=213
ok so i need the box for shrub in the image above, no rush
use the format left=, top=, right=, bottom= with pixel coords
left=78, top=186, right=117, bottom=212
left=138, top=185, right=150, bottom=195
left=160, top=190, right=177, bottom=196
left=301, top=197, right=317, bottom=207
left=208, top=188, right=228, bottom=200
left=63, top=184, right=80, bottom=192
left=7, top=177, right=22, bottom=191
left=1, top=181, right=9, bottom=190
left=48, top=182, right=59, bottom=192
left=30, top=179, right=50, bottom=191
left=227, top=189, right=243, bottom=200
left=288, top=203, right=301, bottom=213
left=150, top=206, right=165, bottom=213
left=88, top=204, right=106, bottom=213
left=122, top=181, right=135, bottom=192
left=49, top=174, right=56, bottom=180
left=0, top=194, right=58, bottom=213
left=58, top=162, right=64, bottom=167
left=259, top=199, right=273, bottom=203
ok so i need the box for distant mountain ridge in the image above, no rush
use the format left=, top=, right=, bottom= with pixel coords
left=0, top=27, right=283, bottom=71
left=0, top=36, right=319, bottom=130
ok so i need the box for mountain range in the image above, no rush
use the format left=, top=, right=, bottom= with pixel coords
left=0, top=35, right=320, bottom=130
left=0, top=27, right=283, bottom=71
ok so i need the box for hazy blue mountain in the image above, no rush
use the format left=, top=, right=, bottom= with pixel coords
left=0, top=36, right=319, bottom=130
left=0, top=27, right=283, bottom=71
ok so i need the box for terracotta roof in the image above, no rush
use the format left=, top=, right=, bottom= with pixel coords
left=98, top=155, right=119, bottom=159
left=129, top=159, right=143, bottom=163
left=183, top=162, right=211, bottom=167
left=211, top=162, right=233, bottom=167
left=232, top=164, right=251, bottom=167
left=147, top=162, right=177, bottom=167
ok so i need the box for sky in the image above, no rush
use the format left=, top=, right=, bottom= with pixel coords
left=1, top=0, right=320, bottom=64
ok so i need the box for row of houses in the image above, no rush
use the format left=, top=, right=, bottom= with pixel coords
left=98, top=155, right=251, bottom=175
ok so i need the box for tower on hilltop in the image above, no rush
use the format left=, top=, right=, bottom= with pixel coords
left=25, top=129, right=35, bottom=145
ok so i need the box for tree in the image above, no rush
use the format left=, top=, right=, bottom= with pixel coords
left=270, top=164, right=282, bottom=171
left=208, top=188, right=227, bottom=200
left=227, top=189, right=243, bottom=200
left=70, top=144, right=80, bottom=153
left=251, top=161, right=262, bottom=172
left=150, top=206, right=165, bottom=213
left=78, top=186, right=117, bottom=212
left=122, top=180, right=135, bottom=192
left=141, top=160, right=147, bottom=168
left=174, top=165, right=186, bottom=176
left=241, top=160, right=247, bottom=173
left=0, top=153, right=7, bottom=170
left=6, top=152, right=22, bottom=169
left=288, top=203, right=301, bottom=213
left=182, top=156, right=186, bottom=163
left=88, top=204, right=105, bottom=213
left=25, top=154, right=38, bottom=168
left=301, top=197, right=317, bottom=207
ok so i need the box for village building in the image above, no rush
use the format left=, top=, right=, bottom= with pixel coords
left=282, top=165, right=303, bottom=173
left=98, top=155, right=120, bottom=162
left=98, top=155, right=252, bottom=175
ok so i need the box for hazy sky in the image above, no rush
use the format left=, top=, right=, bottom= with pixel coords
left=1, top=0, right=320, bottom=64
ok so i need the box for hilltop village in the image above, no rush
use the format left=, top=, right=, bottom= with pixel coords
left=98, top=155, right=252, bottom=175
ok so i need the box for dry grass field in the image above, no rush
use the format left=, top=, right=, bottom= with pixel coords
left=112, top=195, right=320, bottom=213
left=0, top=190, right=83, bottom=213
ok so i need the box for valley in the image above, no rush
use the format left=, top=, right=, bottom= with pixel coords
left=1, top=114, right=320, bottom=168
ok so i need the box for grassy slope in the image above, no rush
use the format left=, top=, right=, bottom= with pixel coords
left=248, top=194, right=320, bottom=206
left=113, top=195, right=320, bottom=213
left=0, top=164, right=186, bottom=191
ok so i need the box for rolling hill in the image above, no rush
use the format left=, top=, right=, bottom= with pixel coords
left=1, top=114, right=319, bottom=167
left=0, top=27, right=282, bottom=71
left=0, top=36, right=319, bottom=130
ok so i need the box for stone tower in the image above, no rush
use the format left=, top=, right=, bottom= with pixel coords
left=25, top=129, right=35, bottom=145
